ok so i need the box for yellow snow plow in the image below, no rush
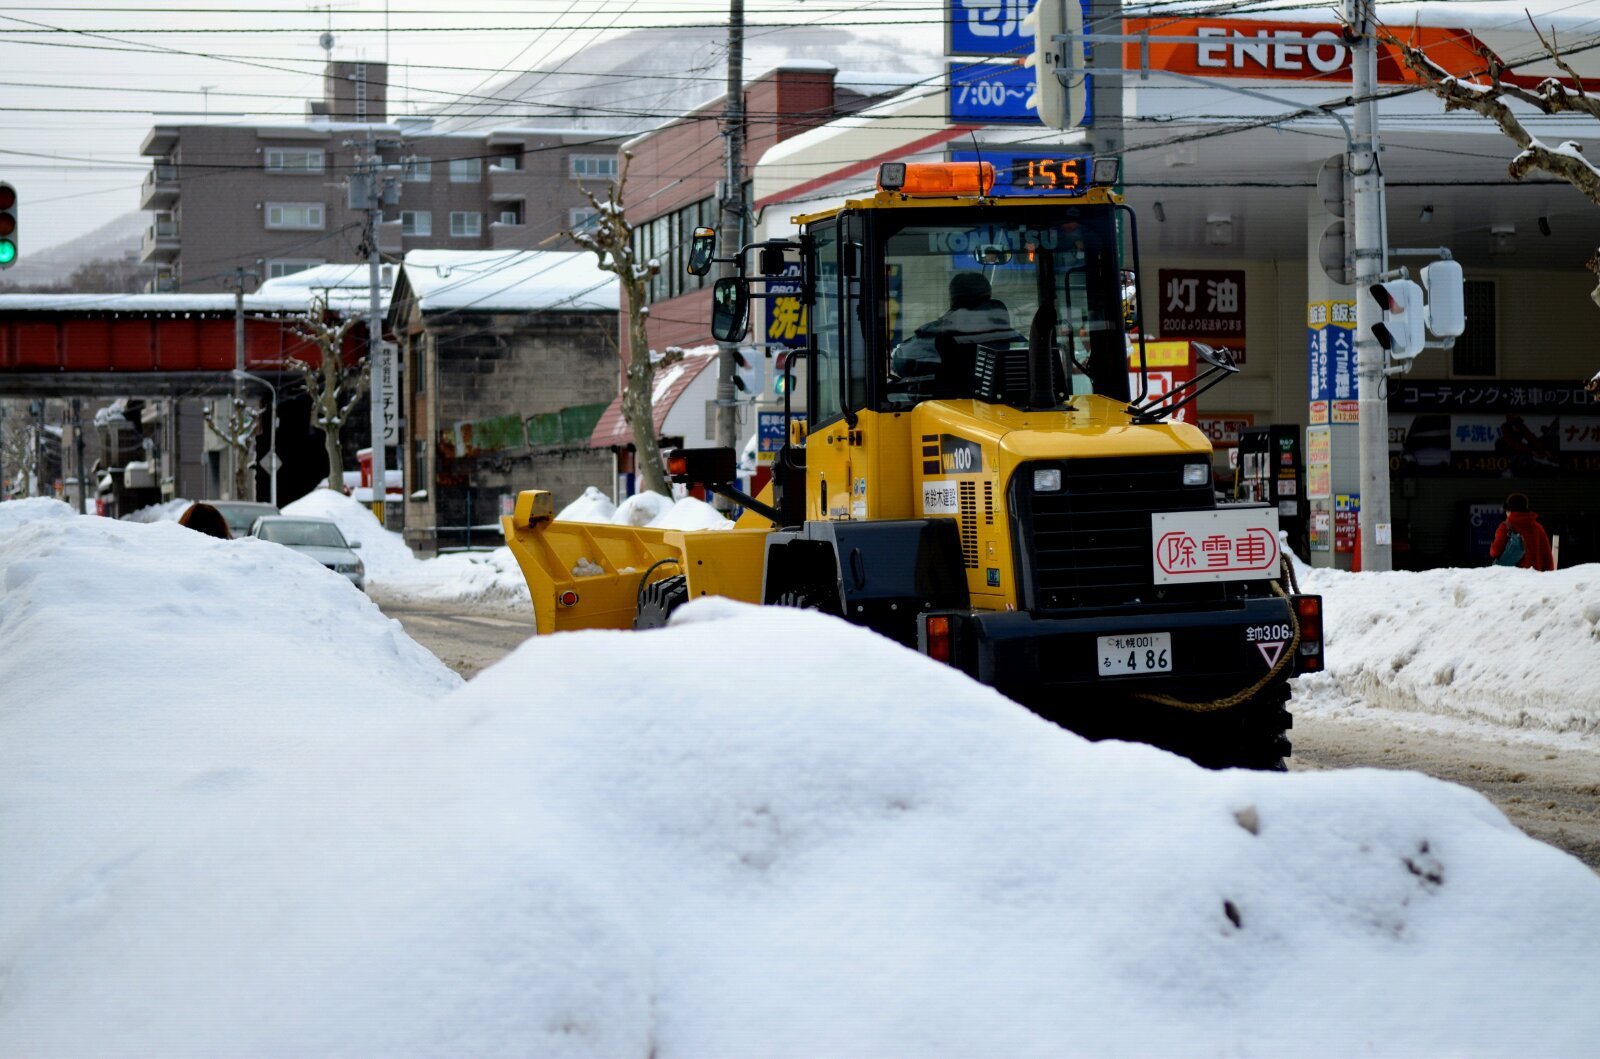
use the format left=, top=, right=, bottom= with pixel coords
left=501, top=489, right=771, bottom=634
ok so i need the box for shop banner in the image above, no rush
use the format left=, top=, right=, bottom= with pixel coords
left=1305, top=424, right=1331, bottom=499
left=1161, top=269, right=1246, bottom=352
left=1389, top=410, right=1600, bottom=475
left=1307, top=300, right=1356, bottom=405
left=1334, top=492, right=1360, bottom=554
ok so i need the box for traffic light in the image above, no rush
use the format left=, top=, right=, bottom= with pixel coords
left=732, top=347, right=762, bottom=397
left=1022, top=0, right=1087, bottom=130
left=1369, top=278, right=1426, bottom=362
left=0, top=183, right=16, bottom=269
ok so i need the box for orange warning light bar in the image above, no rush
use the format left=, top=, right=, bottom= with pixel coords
left=877, top=161, right=995, bottom=197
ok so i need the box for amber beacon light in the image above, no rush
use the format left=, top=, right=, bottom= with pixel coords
left=877, top=161, right=995, bottom=197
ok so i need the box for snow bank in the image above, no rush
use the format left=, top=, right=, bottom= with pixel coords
left=283, top=487, right=417, bottom=579
left=555, top=484, right=616, bottom=523
left=559, top=487, right=734, bottom=532
left=4, top=551, right=1597, bottom=1054
left=0, top=499, right=463, bottom=1054
left=1296, top=563, right=1600, bottom=737
left=120, top=496, right=191, bottom=524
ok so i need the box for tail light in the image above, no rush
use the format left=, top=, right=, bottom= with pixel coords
left=1293, top=594, right=1323, bottom=674
left=924, top=614, right=952, bottom=663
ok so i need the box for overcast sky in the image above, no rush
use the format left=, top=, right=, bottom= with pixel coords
left=3, top=0, right=1590, bottom=254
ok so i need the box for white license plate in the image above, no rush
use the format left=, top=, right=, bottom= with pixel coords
left=1097, top=632, right=1173, bottom=677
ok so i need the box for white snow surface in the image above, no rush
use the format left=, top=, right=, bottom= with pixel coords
left=399, top=250, right=618, bottom=313
left=1293, top=561, right=1600, bottom=739
left=1, top=512, right=1597, bottom=1056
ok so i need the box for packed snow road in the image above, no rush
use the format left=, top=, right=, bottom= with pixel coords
left=381, top=599, right=1600, bottom=871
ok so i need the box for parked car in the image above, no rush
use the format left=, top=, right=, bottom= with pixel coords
left=250, top=516, right=365, bottom=590
left=208, top=501, right=281, bottom=538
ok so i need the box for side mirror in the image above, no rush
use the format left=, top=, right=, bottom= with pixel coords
left=349, top=540, right=362, bottom=549
left=687, top=226, right=716, bottom=276
left=710, top=277, right=749, bottom=342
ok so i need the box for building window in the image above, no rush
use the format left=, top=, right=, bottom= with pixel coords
left=401, top=211, right=432, bottom=237
left=448, top=157, right=482, bottom=183
left=1452, top=279, right=1496, bottom=377
left=570, top=154, right=618, bottom=181
left=267, top=259, right=324, bottom=279
left=264, top=202, right=324, bottom=230
left=403, top=157, right=432, bottom=182
left=450, top=211, right=482, bottom=238
left=628, top=195, right=717, bottom=305
left=264, top=147, right=325, bottom=173
left=488, top=153, right=520, bottom=172
left=568, top=207, right=599, bottom=232
left=496, top=206, right=524, bottom=226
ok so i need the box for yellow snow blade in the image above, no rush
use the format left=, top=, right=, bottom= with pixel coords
left=501, top=490, right=771, bottom=634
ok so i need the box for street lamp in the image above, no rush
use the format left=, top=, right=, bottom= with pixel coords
left=231, top=368, right=278, bottom=507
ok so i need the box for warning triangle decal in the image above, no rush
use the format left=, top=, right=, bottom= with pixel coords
left=1256, top=640, right=1286, bottom=668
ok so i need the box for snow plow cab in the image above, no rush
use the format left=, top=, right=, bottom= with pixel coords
left=503, top=160, right=1322, bottom=769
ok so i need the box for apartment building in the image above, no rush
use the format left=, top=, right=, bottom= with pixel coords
left=139, top=62, right=628, bottom=292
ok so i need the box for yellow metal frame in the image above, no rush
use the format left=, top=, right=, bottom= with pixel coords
left=501, top=490, right=771, bottom=634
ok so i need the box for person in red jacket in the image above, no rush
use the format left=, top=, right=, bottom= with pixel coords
left=1489, top=492, right=1554, bottom=571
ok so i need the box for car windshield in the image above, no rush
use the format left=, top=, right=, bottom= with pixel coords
left=881, top=205, right=1127, bottom=407
left=211, top=503, right=279, bottom=534
left=258, top=520, right=348, bottom=549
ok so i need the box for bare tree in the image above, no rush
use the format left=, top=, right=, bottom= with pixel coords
left=202, top=396, right=261, bottom=500
left=567, top=150, right=681, bottom=496
left=286, top=293, right=370, bottom=492
left=1390, top=19, right=1600, bottom=393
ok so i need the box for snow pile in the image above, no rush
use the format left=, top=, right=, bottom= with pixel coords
left=555, top=485, right=616, bottom=522
left=610, top=489, right=675, bottom=527
left=3, top=577, right=1598, bottom=1055
left=283, top=487, right=418, bottom=580
left=0, top=496, right=75, bottom=534
left=1296, top=563, right=1600, bottom=737
left=120, top=496, right=192, bottom=523
left=560, top=487, right=734, bottom=532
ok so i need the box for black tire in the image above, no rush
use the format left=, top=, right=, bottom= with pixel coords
left=633, top=574, right=689, bottom=630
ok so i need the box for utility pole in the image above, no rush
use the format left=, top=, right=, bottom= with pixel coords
left=348, top=127, right=395, bottom=523
left=230, top=266, right=257, bottom=501
left=1346, top=0, right=1392, bottom=571
left=1088, top=0, right=1124, bottom=162
left=72, top=398, right=87, bottom=514
left=713, top=0, right=745, bottom=490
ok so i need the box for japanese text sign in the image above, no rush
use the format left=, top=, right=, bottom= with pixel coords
left=1160, top=268, right=1245, bottom=342
left=1151, top=508, right=1281, bottom=585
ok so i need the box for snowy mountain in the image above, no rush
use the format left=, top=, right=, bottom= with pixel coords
left=426, top=24, right=944, bottom=134
left=0, top=209, right=146, bottom=290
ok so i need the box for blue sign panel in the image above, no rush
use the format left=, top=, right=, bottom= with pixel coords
left=949, top=149, right=1090, bottom=197
left=947, top=62, right=1092, bottom=126
left=948, top=0, right=1037, bottom=58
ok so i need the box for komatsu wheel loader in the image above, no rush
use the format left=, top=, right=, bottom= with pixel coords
left=503, top=159, right=1322, bottom=769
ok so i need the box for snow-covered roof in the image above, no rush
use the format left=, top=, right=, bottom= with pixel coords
left=0, top=279, right=381, bottom=318
left=397, top=250, right=618, bottom=314
left=589, top=344, right=719, bottom=448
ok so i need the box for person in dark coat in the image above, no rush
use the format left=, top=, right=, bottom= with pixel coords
left=177, top=501, right=232, bottom=540
left=1489, top=492, right=1554, bottom=571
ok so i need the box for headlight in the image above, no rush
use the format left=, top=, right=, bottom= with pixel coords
left=1033, top=468, right=1062, bottom=492
left=1182, top=462, right=1210, bottom=486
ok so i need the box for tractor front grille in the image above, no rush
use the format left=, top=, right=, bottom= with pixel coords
left=1011, top=455, right=1216, bottom=611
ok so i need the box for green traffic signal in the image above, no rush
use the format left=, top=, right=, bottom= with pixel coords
left=0, top=240, right=15, bottom=266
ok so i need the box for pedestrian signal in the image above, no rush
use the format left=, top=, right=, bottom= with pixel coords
left=732, top=347, right=762, bottom=396
left=1369, top=279, right=1426, bottom=362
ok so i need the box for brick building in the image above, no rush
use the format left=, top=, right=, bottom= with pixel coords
left=139, top=61, right=628, bottom=293
left=389, top=250, right=619, bottom=556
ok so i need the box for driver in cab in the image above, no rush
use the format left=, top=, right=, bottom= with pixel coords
left=891, top=271, right=1019, bottom=400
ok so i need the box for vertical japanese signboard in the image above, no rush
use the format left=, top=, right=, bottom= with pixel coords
left=764, top=262, right=806, bottom=351
left=379, top=341, right=399, bottom=445
left=1159, top=268, right=1246, bottom=359
left=1307, top=300, right=1356, bottom=420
